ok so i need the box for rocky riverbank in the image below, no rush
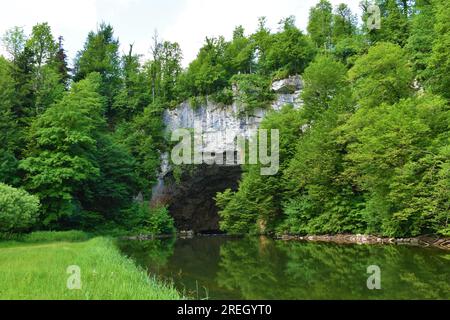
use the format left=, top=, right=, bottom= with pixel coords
left=124, top=232, right=450, bottom=250
left=277, top=234, right=450, bottom=250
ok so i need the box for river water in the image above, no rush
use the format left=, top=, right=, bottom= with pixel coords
left=118, top=236, right=450, bottom=300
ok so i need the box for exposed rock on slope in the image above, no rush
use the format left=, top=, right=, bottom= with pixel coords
left=152, top=77, right=303, bottom=232
left=163, top=76, right=303, bottom=155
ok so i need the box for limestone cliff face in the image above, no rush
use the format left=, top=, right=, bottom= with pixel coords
left=154, top=76, right=303, bottom=233
left=163, top=75, right=303, bottom=155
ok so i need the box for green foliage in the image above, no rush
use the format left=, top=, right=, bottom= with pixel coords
left=262, top=17, right=316, bottom=77
left=147, top=39, right=183, bottom=104
left=1, top=3, right=449, bottom=239
left=216, top=175, right=276, bottom=235
left=332, top=3, right=358, bottom=44
left=301, top=55, right=349, bottom=120
left=2, top=26, right=26, bottom=62
left=217, top=106, right=307, bottom=234
left=180, top=17, right=314, bottom=103
left=0, top=152, right=20, bottom=187
left=33, top=65, right=65, bottom=115
left=0, top=57, right=15, bottom=127
left=188, top=95, right=207, bottom=110
left=8, top=44, right=35, bottom=123
left=78, top=134, right=139, bottom=223
left=281, top=107, right=366, bottom=236
left=224, top=26, right=255, bottom=75
left=281, top=76, right=363, bottom=236
left=0, top=57, right=21, bottom=185
left=20, top=73, right=104, bottom=226
left=116, top=102, right=165, bottom=195
left=74, top=23, right=121, bottom=122
left=306, top=1, right=361, bottom=65
left=349, top=42, right=413, bottom=108
left=27, top=23, right=65, bottom=116
left=146, top=206, right=176, bottom=235
left=406, top=0, right=436, bottom=81
left=210, top=87, right=234, bottom=106
left=231, top=74, right=274, bottom=113
left=114, top=38, right=183, bottom=120
left=340, top=94, right=449, bottom=237
left=2, top=24, right=65, bottom=122
left=307, top=1, right=358, bottom=51
left=362, top=0, right=411, bottom=47
left=27, top=23, right=58, bottom=68
left=183, top=37, right=229, bottom=97
left=426, top=0, right=450, bottom=99
left=122, top=203, right=175, bottom=235
left=55, top=37, right=71, bottom=87
left=382, top=0, right=411, bottom=46
left=332, top=34, right=367, bottom=67
left=113, top=49, right=150, bottom=120
left=21, top=230, right=90, bottom=243
left=217, top=4, right=450, bottom=238
left=0, top=183, right=40, bottom=233
left=307, top=0, right=333, bottom=49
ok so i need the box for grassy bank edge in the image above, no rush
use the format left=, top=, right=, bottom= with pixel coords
left=0, top=232, right=183, bottom=300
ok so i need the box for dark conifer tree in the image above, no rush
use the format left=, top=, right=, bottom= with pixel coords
left=54, top=36, right=71, bottom=87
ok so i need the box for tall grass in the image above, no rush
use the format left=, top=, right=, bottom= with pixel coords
left=0, top=230, right=90, bottom=244
left=23, top=230, right=91, bottom=243
left=0, top=237, right=182, bottom=300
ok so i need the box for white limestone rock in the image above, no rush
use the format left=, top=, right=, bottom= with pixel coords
left=163, top=77, right=303, bottom=156
left=271, top=75, right=303, bottom=94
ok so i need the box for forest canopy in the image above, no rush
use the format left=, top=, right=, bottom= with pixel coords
left=0, top=0, right=449, bottom=237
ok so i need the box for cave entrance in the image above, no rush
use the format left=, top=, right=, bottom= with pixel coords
left=151, top=153, right=242, bottom=234
left=155, top=159, right=242, bottom=234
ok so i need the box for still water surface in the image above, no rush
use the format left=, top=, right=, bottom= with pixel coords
left=118, top=236, right=450, bottom=300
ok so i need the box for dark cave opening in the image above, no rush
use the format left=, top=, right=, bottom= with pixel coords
left=153, top=160, right=242, bottom=234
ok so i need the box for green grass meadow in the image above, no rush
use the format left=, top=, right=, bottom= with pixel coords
left=0, top=236, right=181, bottom=300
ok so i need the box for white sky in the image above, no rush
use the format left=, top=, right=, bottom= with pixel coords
left=0, top=0, right=362, bottom=67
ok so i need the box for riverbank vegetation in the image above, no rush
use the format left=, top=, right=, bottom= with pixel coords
left=0, top=234, right=181, bottom=300
left=0, top=0, right=449, bottom=239
left=216, top=0, right=450, bottom=238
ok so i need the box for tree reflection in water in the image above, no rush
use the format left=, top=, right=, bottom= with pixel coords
left=119, top=236, right=450, bottom=300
